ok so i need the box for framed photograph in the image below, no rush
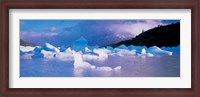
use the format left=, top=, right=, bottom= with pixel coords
left=1, top=0, right=199, bottom=97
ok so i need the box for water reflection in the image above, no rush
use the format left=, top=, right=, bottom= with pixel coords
left=20, top=55, right=180, bottom=77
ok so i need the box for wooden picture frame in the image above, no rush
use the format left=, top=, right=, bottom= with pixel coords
left=1, top=0, right=199, bottom=97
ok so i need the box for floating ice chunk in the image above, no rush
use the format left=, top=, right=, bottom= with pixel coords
left=95, top=66, right=122, bottom=72
left=101, top=48, right=112, bottom=53
left=21, top=53, right=34, bottom=59
left=141, top=48, right=146, bottom=54
left=116, top=49, right=136, bottom=56
left=106, top=46, right=114, bottom=52
left=31, top=52, right=44, bottom=59
left=138, top=48, right=154, bottom=57
left=116, top=45, right=127, bottom=49
left=85, top=47, right=92, bottom=52
left=56, top=52, right=74, bottom=61
left=147, top=46, right=172, bottom=56
left=64, top=48, right=73, bottom=53
left=93, top=49, right=108, bottom=61
left=43, top=43, right=60, bottom=53
left=72, top=51, right=95, bottom=69
left=82, top=54, right=99, bottom=61
left=34, top=46, right=42, bottom=52
left=20, top=46, right=34, bottom=52
left=96, top=66, right=113, bottom=71
left=113, top=66, right=122, bottom=71
left=127, top=45, right=147, bottom=53
left=41, top=50, right=55, bottom=59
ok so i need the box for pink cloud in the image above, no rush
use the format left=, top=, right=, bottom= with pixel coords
left=21, top=32, right=58, bottom=39
left=107, top=20, right=166, bottom=37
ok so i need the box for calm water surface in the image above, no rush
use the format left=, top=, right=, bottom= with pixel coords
left=20, top=55, right=180, bottom=77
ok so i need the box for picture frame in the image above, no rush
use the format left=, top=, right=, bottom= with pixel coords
left=0, top=0, right=199, bottom=97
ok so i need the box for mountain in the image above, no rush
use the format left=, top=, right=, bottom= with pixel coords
left=20, top=39, right=36, bottom=46
left=112, top=23, right=180, bottom=48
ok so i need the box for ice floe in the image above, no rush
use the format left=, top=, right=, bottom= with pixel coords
left=20, top=41, right=178, bottom=62
left=43, top=43, right=60, bottom=53
left=20, top=46, right=35, bottom=52
left=147, top=46, right=173, bottom=56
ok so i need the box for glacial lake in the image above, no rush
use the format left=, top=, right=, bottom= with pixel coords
left=20, top=54, right=180, bottom=77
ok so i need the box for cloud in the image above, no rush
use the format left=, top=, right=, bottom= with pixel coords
left=107, top=20, right=165, bottom=37
left=21, top=32, right=58, bottom=39
left=20, top=20, right=177, bottom=47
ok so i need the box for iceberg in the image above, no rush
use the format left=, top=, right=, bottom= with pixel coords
left=147, top=46, right=172, bottom=56
left=138, top=48, right=154, bottom=57
left=72, top=37, right=88, bottom=51
left=82, top=53, right=99, bottom=61
left=34, top=46, right=42, bottom=52
left=56, top=52, right=74, bottom=61
left=93, top=48, right=108, bottom=61
left=127, top=45, right=147, bottom=53
left=116, top=45, right=127, bottom=49
left=72, top=51, right=95, bottom=69
left=95, top=66, right=113, bottom=71
left=116, top=49, right=136, bottom=56
left=84, top=47, right=92, bottom=52
left=20, top=46, right=34, bottom=52
left=43, top=43, right=60, bottom=53
left=113, top=66, right=122, bottom=71
left=41, top=50, right=55, bottom=59
left=95, top=66, right=122, bottom=72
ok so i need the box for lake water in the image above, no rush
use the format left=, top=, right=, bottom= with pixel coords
left=20, top=54, right=180, bottom=77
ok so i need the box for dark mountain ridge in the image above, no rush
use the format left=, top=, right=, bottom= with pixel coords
left=20, top=39, right=36, bottom=47
left=112, top=22, right=180, bottom=48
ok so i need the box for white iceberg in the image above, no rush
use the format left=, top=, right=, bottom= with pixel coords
left=20, top=46, right=34, bottom=52
left=138, top=48, right=154, bottom=57
left=72, top=51, right=95, bottom=69
left=95, top=66, right=122, bottom=72
left=84, top=47, right=92, bottom=52
left=147, top=46, right=172, bottom=56
left=127, top=45, right=147, bottom=53
left=41, top=50, right=55, bottom=59
left=43, top=43, right=60, bottom=53
left=116, top=49, right=136, bottom=56
left=56, top=52, right=74, bottom=61
left=93, top=48, right=108, bottom=61
left=82, top=53, right=99, bottom=61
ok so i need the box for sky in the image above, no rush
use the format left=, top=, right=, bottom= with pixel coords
left=20, top=20, right=180, bottom=47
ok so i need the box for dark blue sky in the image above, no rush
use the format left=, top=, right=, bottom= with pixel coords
left=20, top=20, right=180, bottom=47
